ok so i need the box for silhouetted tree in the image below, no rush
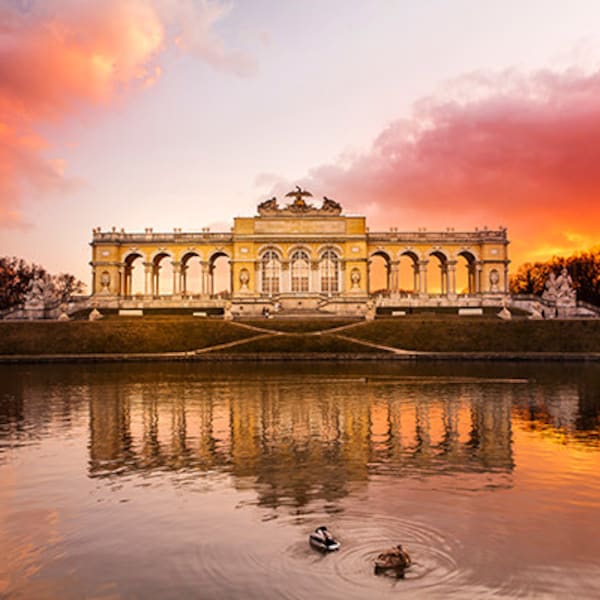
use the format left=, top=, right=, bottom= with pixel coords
left=0, top=257, right=84, bottom=310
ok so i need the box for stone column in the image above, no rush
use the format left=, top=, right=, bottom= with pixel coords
left=119, top=266, right=126, bottom=297
left=311, top=261, right=319, bottom=293
left=440, top=264, right=447, bottom=295
left=153, top=265, right=160, bottom=297
left=144, top=263, right=153, bottom=298
left=475, top=261, right=483, bottom=294
left=447, top=260, right=457, bottom=298
left=201, top=262, right=210, bottom=297
left=503, top=264, right=509, bottom=293
left=390, top=260, right=400, bottom=292
left=172, top=261, right=181, bottom=298
left=281, top=261, right=290, bottom=294
left=254, top=261, right=261, bottom=295
left=412, top=263, right=419, bottom=295
left=419, top=260, right=429, bottom=296
left=180, top=263, right=188, bottom=297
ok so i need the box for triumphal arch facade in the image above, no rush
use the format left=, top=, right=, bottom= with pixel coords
left=90, top=188, right=510, bottom=316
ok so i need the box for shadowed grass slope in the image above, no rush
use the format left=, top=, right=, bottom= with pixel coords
left=241, top=319, right=359, bottom=333
left=212, top=333, right=379, bottom=353
left=0, top=319, right=257, bottom=354
left=346, top=319, right=600, bottom=353
left=1, top=317, right=600, bottom=356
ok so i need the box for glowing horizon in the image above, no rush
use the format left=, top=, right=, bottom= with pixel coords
left=2, top=1, right=600, bottom=289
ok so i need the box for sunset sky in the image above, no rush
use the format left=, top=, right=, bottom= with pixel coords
left=2, top=0, right=600, bottom=288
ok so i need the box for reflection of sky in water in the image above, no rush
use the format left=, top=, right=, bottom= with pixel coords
left=0, top=363, right=599, bottom=599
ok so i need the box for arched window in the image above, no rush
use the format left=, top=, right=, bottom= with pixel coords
left=261, top=250, right=280, bottom=294
left=290, top=249, right=310, bottom=293
left=320, top=249, right=339, bottom=294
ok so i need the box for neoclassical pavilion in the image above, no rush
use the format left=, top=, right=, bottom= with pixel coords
left=90, top=189, right=510, bottom=315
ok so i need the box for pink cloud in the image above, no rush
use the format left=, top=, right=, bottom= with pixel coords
left=285, top=68, right=600, bottom=267
left=0, top=0, right=254, bottom=228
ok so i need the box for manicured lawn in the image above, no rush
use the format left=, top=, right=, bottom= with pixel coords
left=213, top=333, right=379, bottom=353
left=345, top=318, right=600, bottom=353
left=0, top=319, right=256, bottom=354
left=2, top=316, right=599, bottom=355
left=242, top=319, right=359, bottom=333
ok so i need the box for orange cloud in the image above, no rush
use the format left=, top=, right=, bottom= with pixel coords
left=282, top=68, right=600, bottom=268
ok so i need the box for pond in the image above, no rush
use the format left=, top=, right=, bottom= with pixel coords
left=1, top=362, right=599, bottom=599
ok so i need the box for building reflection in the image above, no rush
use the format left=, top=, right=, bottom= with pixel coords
left=87, top=378, right=518, bottom=509
left=2, top=364, right=599, bottom=510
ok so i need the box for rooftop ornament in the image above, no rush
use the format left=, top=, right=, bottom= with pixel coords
left=257, top=186, right=342, bottom=216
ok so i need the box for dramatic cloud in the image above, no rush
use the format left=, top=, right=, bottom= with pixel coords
left=0, top=0, right=252, bottom=227
left=281, top=68, right=600, bottom=267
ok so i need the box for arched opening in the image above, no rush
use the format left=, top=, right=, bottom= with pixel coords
left=369, top=251, right=390, bottom=295
left=153, top=253, right=173, bottom=296
left=124, top=253, right=144, bottom=297
left=261, top=249, right=281, bottom=296
left=290, top=249, right=310, bottom=293
left=426, top=251, right=448, bottom=295
left=399, top=251, right=420, bottom=295
left=319, top=248, right=339, bottom=295
left=457, top=251, right=477, bottom=295
left=181, top=252, right=203, bottom=297
left=210, top=252, right=231, bottom=298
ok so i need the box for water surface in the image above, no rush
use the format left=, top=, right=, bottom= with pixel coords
left=1, top=362, right=599, bottom=599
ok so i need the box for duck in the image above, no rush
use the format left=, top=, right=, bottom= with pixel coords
left=374, top=544, right=412, bottom=574
left=309, top=526, right=340, bottom=552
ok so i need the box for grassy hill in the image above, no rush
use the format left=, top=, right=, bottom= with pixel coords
left=1, top=315, right=599, bottom=356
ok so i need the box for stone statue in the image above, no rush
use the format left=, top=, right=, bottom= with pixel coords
left=100, top=271, right=111, bottom=293
left=285, top=186, right=314, bottom=210
left=57, top=303, right=70, bottom=321
left=555, top=267, right=576, bottom=304
left=497, top=296, right=512, bottom=320
left=542, top=272, right=558, bottom=304
left=321, top=196, right=342, bottom=214
left=350, top=268, right=361, bottom=289
left=223, top=301, right=234, bottom=321
left=89, top=307, right=104, bottom=321
left=25, top=274, right=46, bottom=307
left=239, top=268, right=250, bottom=291
left=365, top=299, right=376, bottom=321
left=489, top=268, right=500, bottom=292
left=529, top=301, right=544, bottom=320
left=257, top=197, right=278, bottom=213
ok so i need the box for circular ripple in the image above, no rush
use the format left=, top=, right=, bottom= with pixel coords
left=329, top=514, right=462, bottom=593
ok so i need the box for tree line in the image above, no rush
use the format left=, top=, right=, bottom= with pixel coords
left=0, top=257, right=85, bottom=311
left=509, top=248, right=600, bottom=305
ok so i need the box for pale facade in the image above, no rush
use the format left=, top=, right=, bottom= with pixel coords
left=90, top=190, right=510, bottom=315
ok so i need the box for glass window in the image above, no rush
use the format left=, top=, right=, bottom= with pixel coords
left=261, top=250, right=280, bottom=294
left=290, top=249, right=310, bottom=293
left=320, top=249, right=339, bottom=293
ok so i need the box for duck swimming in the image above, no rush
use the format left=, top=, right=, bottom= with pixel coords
left=374, top=544, right=412, bottom=575
left=309, top=526, right=340, bottom=552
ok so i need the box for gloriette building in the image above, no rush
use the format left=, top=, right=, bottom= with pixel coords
left=90, top=189, right=509, bottom=316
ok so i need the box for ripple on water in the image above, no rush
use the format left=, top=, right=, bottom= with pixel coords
left=268, top=512, right=464, bottom=597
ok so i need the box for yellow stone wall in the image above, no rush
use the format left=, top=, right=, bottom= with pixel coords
left=90, top=211, right=509, bottom=300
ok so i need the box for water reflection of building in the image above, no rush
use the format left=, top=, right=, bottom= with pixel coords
left=88, top=378, right=516, bottom=509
